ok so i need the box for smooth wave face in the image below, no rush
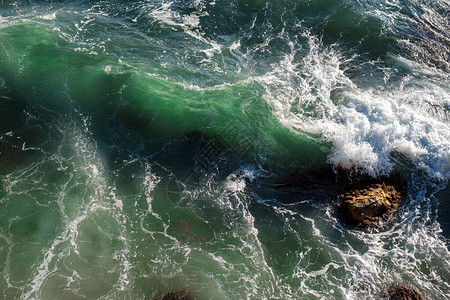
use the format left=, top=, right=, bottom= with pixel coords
left=0, top=0, right=449, bottom=299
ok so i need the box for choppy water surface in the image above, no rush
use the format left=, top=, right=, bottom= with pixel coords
left=0, top=0, right=449, bottom=299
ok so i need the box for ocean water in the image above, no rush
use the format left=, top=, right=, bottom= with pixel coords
left=0, top=0, right=449, bottom=299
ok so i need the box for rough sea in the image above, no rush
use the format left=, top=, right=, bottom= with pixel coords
left=0, top=0, right=449, bottom=299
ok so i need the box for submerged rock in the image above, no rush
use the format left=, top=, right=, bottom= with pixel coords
left=386, top=285, right=423, bottom=300
left=184, top=130, right=228, bottom=172
left=160, top=290, right=192, bottom=300
left=174, top=219, right=208, bottom=243
left=274, top=166, right=406, bottom=228
left=272, top=165, right=339, bottom=192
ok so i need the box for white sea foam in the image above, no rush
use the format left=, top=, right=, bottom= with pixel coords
left=149, top=1, right=222, bottom=59
left=143, top=164, right=161, bottom=220
left=37, top=13, right=57, bottom=21
left=257, top=32, right=450, bottom=178
left=17, top=116, right=133, bottom=299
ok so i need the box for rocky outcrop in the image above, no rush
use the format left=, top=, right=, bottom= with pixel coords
left=274, top=166, right=406, bottom=228
left=337, top=180, right=404, bottom=227
left=386, top=285, right=423, bottom=300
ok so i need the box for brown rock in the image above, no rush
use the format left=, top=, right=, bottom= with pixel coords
left=273, top=165, right=406, bottom=228
left=386, top=285, right=423, bottom=300
left=338, top=182, right=403, bottom=227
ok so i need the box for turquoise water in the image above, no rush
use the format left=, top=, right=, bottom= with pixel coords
left=0, top=0, right=449, bottom=299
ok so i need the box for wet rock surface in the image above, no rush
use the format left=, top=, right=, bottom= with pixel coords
left=159, top=290, right=192, bottom=300
left=386, top=285, right=423, bottom=300
left=336, top=172, right=406, bottom=228
left=337, top=179, right=404, bottom=227
left=274, top=166, right=406, bottom=228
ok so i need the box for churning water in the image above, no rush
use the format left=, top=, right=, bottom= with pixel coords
left=0, top=0, right=449, bottom=299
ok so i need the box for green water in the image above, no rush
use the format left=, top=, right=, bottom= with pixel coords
left=0, top=0, right=449, bottom=299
